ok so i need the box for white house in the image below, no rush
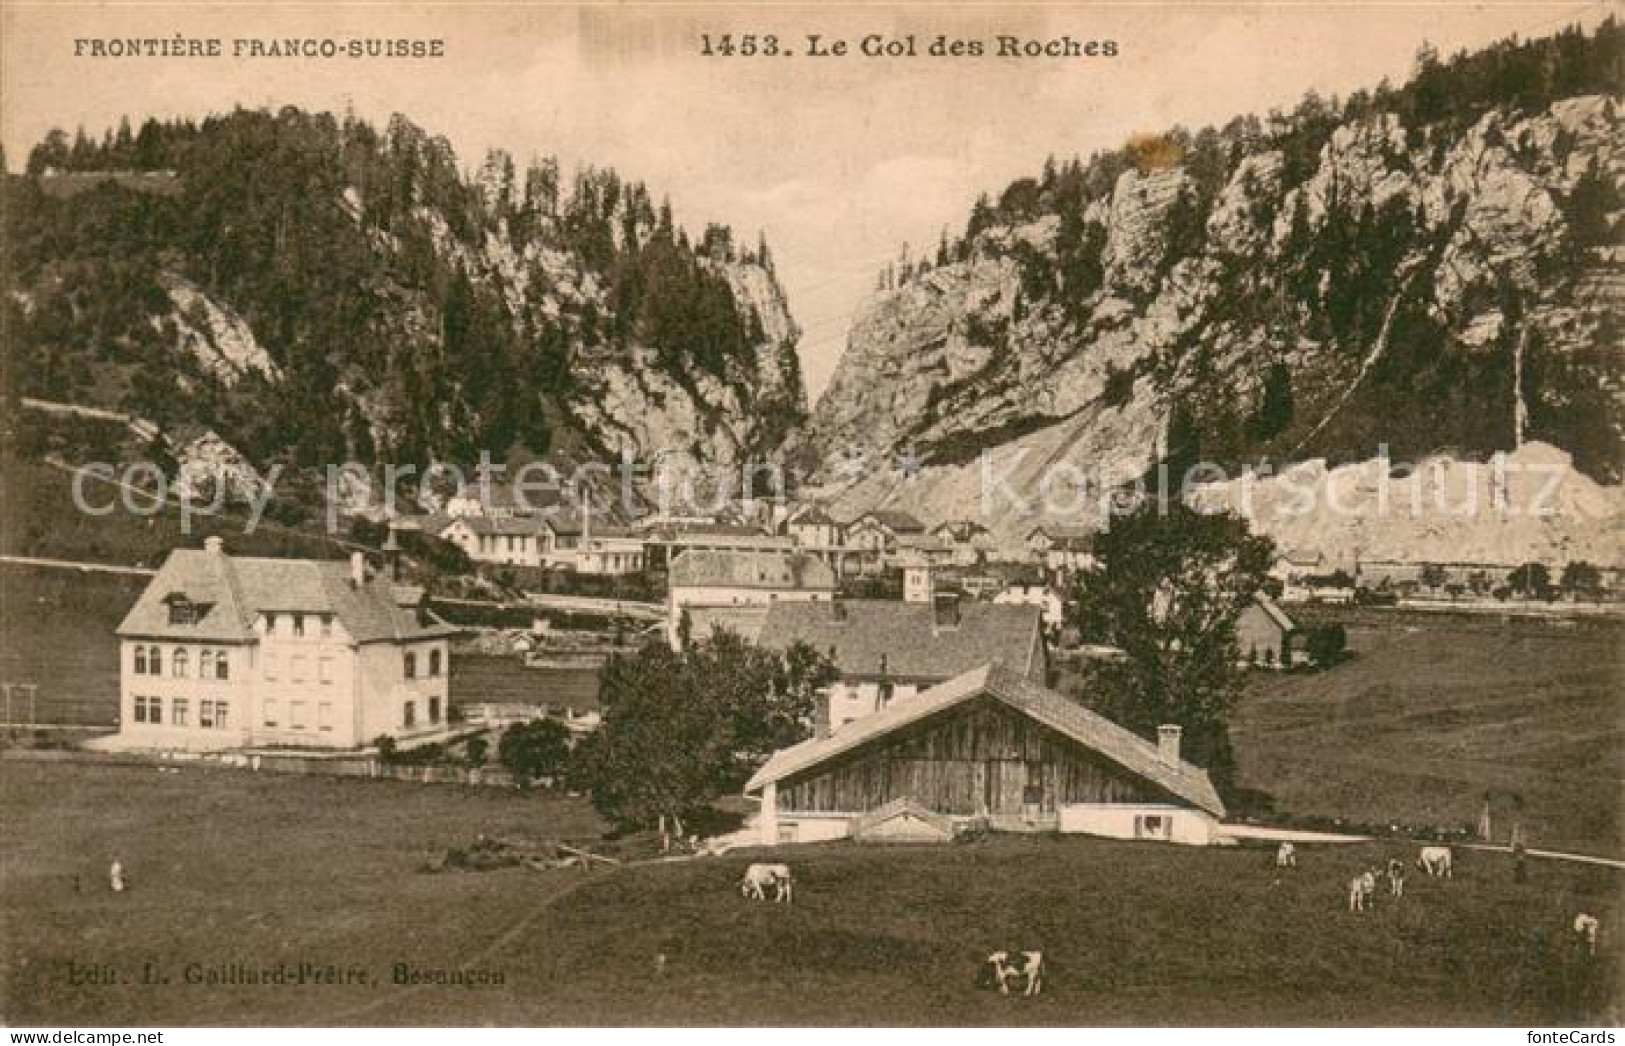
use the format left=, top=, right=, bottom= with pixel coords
left=931, top=520, right=996, bottom=566
left=1025, top=524, right=1098, bottom=573
left=783, top=504, right=842, bottom=550
left=755, top=562, right=1045, bottom=734
left=745, top=662, right=1226, bottom=846
left=574, top=526, right=646, bottom=575
left=667, top=549, right=838, bottom=647
left=993, top=581, right=1065, bottom=632
left=112, top=538, right=459, bottom=752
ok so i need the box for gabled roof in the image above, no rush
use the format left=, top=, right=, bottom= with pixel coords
left=117, top=548, right=460, bottom=644
left=1250, top=592, right=1298, bottom=633
left=746, top=662, right=1225, bottom=817
left=669, top=549, right=838, bottom=591
left=756, top=600, right=1042, bottom=682
left=896, top=533, right=953, bottom=553
left=1027, top=523, right=1095, bottom=548
left=932, top=520, right=992, bottom=541
left=857, top=509, right=927, bottom=534
left=787, top=504, right=838, bottom=527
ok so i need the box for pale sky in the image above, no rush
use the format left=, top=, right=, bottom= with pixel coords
left=2, top=1, right=1614, bottom=401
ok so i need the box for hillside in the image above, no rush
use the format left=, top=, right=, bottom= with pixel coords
left=800, top=22, right=1624, bottom=554
left=3, top=109, right=807, bottom=485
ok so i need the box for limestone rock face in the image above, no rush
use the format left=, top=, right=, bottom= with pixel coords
left=803, top=95, right=1624, bottom=559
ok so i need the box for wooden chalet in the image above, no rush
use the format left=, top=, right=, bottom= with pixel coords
left=746, top=662, right=1226, bottom=847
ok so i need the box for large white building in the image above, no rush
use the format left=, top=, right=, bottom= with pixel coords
left=666, top=548, right=837, bottom=647
left=112, top=538, right=459, bottom=751
left=756, top=563, right=1045, bottom=734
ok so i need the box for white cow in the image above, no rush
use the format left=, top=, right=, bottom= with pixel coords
left=1275, top=842, right=1297, bottom=869
left=740, top=862, right=794, bottom=903
left=108, top=860, right=125, bottom=893
left=1348, top=870, right=1377, bottom=912
left=1417, top=846, right=1454, bottom=878
left=1574, top=913, right=1600, bottom=956
left=982, top=950, right=1044, bottom=996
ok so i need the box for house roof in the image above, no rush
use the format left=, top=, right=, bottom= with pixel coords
left=756, top=599, right=1042, bottom=682
left=117, top=548, right=460, bottom=644
left=1027, top=523, right=1095, bottom=548
left=896, top=533, right=953, bottom=553
left=746, top=662, right=1225, bottom=817
left=857, top=509, right=927, bottom=534
left=669, top=549, right=838, bottom=591
left=932, top=520, right=992, bottom=542
left=787, top=504, right=838, bottom=527
left=1251, top=592, right=1298, bottom=633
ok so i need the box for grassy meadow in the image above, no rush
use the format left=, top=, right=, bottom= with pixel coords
left=1, top=761, right=1618, bottom=1026
left=1232, top=610, right=1625, bottom=855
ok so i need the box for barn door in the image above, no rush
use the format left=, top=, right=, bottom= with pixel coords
left=985, top=761, right=1025, bottom=814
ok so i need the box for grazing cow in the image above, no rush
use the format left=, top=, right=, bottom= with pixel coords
left=1574, top=913, right=1600, bottom=957
left=982, top=950, right=1044, bottom=997
left=1386, top=858, right=1406, bottom=897
left=739, top=862, right=794, bottom=903
left=1275, top=842, right=1297, bottom=869
left=1417, top=846, right=1454, bottom=878
left=108, top=860, right=125, bottom=894
left=1348, top=870, right=1377, bottom=912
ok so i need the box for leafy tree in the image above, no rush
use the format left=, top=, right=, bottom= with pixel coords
left=498, top=718, right=572, bottom=785
left=1559, top=561, right=1602, bottom=600
left=1509, top=562, right=1553, bottom=600
left=570, top=631, right=835, bottom=848
left=1065, top=499, right=1274, bottom=795
left=1305, top=623, right=1348, bottom=666
left=1420, top=564, right=1448, bottom=590
left=465, top=736, right=489, bottom=767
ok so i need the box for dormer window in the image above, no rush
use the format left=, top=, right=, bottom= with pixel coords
left=164, top=593, right=196, bottom=625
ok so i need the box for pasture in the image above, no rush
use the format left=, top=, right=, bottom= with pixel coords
left=2, top=761, right=1619, bottom=1026
left=1231, top=611, right=1625, bottom=855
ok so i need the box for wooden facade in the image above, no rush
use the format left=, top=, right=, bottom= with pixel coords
left=778, top=696, right=1170, bottom=817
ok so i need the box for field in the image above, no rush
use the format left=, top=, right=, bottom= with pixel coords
left=1, top=761, right=1619, bottom=1026
left=1231, top=610, right=1625, bottom=855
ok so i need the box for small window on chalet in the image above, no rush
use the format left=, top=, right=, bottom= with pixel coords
left=134, top=646, right=148, bottom=674
left=428, top=650, right=442, bottom=677
left=1135, top=815, right=1170, bottom=840
left=172, top=648, right=189, bottom=678
left=404, top=652, right=417, bottom=679
left=215, top=652, right=229, bottom=680
left=167, top=599, right=195, bottom=626
left=200, top=651, right=215, bottom=678
left=319, top=614, right=333, bottom=638
left=292, top=614, right=305, bottom=638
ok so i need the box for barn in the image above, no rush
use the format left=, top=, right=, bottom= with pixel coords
left=745, top=662, right=1226, bottom=847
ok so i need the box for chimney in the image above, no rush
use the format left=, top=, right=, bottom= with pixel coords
left=382, top=524, right=402, bottom=581
left=933, top=591, right=961, bottom=629
left=204, top=535, right=224, bottom=556
left=1157, top=724, right=1182, bottom=766
left=349, top=550, right=367, bottom=588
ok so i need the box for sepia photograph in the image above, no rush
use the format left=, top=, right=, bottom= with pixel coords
left=0, top=0, right=1621, bottom=1032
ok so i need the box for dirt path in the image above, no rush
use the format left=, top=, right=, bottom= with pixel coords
left=306, top=864, right=622, bottom=1026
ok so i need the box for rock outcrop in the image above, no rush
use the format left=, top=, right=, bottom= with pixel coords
left=803, top=91, right=1624, bottom=559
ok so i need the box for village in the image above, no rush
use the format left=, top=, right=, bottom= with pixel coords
left=3, top=469, right=1620, bottom=1024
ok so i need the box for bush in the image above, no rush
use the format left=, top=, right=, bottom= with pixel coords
left=1305, top=624, right=1348, bottom=667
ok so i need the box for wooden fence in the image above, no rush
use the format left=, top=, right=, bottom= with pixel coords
left=1, top=745, right=525, bottom=788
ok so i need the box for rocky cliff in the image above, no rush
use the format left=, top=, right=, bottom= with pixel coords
left=7, top=109, right=806, bottom=493
left=802, top=40, right=1623, bottom=560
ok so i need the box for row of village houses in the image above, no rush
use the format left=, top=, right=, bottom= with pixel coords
left=104, top=535, right=1252, bottom=848
left=393, top=483, right=1100, bottom=578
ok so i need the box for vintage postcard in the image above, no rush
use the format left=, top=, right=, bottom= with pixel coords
left=1, top=0, right=1621, bottom=1031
